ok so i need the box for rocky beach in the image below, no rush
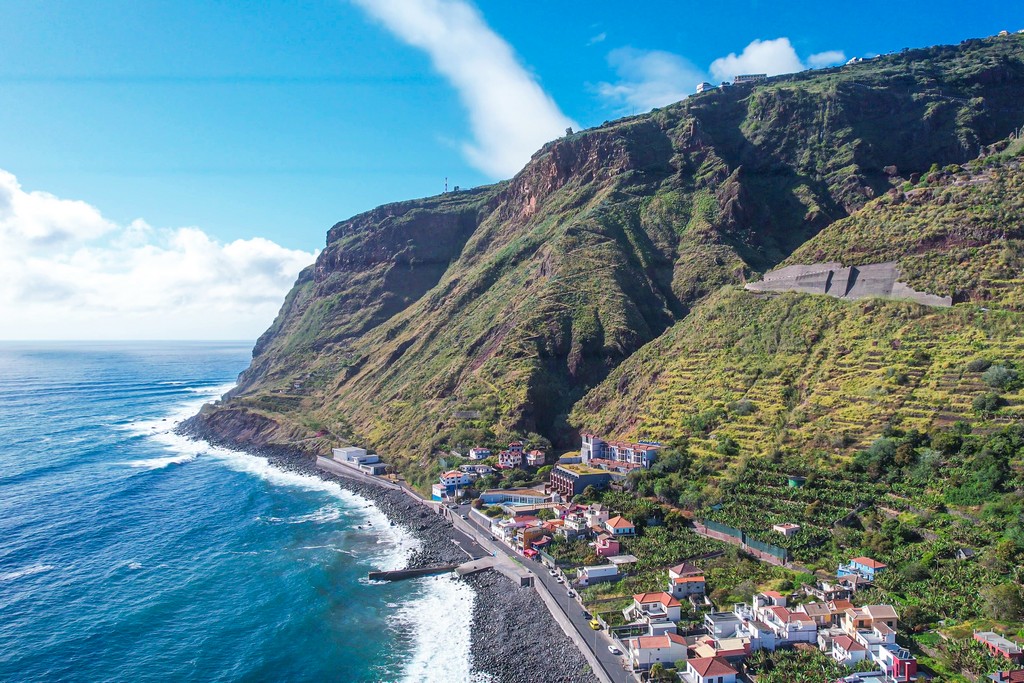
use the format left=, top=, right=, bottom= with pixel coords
left=178, top=417, right=597, bottom=683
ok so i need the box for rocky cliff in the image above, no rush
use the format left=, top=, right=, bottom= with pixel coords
left=188, top=35, right=1024, bottom=486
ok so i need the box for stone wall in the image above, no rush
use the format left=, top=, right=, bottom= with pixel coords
left=745, top=261, right=952, bottom=307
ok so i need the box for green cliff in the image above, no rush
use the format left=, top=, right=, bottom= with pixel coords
left=191, top=35, right=1024, bottom=488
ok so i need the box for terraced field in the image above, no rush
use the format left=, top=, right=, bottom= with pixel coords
left=577, top=288, right=1024, bottom=465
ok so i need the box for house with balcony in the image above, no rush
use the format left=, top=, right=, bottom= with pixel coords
left=831, top=634, right=869, bottom=666
left=838, top=556, right=887, bottom=581
left=467, top=447, right=491, bottom=460
left=525, top=449, right=546, bottom=467
left=668, top=563, right=706, bottom=600
left=624, top=592, right=682, bottom=635
left=496, top=449, right=522, bottom=469
left=627, top=633, right=688, bottom=672
left=579, top=432, right=661, bottom=472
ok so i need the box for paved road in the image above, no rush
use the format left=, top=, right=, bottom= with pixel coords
left=450, top=503, right=635, bottom=683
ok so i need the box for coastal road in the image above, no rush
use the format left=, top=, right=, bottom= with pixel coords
left=449, top=504, right=635, bottom=683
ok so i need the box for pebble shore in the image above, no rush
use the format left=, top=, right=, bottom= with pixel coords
left=177, top=421, right=597, bottom=683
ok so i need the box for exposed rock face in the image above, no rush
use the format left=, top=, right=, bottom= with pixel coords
left=745, top=262, right=953, bottom=306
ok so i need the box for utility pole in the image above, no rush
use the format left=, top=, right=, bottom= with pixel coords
left=444, top=177, right=448, bottom=193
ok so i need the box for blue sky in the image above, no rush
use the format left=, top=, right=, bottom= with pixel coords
left=0, top=0, right=1017, bottom=338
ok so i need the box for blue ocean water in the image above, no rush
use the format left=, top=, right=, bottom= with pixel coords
left=0, top=342, right=479, bottom=683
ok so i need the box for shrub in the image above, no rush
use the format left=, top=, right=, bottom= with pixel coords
left=973, top=392, right=1005, bottom=417
left=982, top=364, right=1019, bottom=390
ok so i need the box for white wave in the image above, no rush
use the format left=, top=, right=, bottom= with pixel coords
left=395, top=574, right=491, bottom=683
left=121, top=452, right=198, bottom=470
left=158, top=381, right=186, bottom=385
left=126, top=561, right=143, bottom=570
left=298, top=545, right=354, bottom=555
left=259, top=506, right=342, bottom=525
left=0, top=563, right=56, bottom=582
left=123, top=378, right=418, bottom=572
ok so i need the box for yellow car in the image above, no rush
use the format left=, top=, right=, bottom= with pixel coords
left=589, top=619, right=601, bottom=630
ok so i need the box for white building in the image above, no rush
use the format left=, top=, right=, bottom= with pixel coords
left=497, top=450, right=523, bottom=468
left=467, top=447, right=492, bottom=460
left=577, top=564, right=619, bottom=587
left=627, top=633, right=688, bottom=671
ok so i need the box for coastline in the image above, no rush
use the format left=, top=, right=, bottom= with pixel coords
left=177, top=416, right=597, bottom=683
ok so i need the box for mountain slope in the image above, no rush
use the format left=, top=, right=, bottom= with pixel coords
left=190, top=35, right=1024, bottom=485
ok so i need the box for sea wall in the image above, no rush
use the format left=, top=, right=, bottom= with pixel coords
left=745, top=261, right=952, bottom=307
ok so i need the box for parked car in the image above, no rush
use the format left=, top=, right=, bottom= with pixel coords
left=567, top=590, right=575, bottom=598
left=555, top=577, right=564, bottom=584
left=548, top=569, right=557, bottom=576
left=581, top=610, right=592, bottom=619
left=607, top=645, right=620, bottom=655
left=589, top=619, right=601, bottom=630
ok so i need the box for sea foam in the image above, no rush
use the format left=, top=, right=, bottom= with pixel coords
left=0, top=563, right=56, bottom=582
left=395, top=573, right=493, bottom=683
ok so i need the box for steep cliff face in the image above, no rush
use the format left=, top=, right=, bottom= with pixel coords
left=192, top=36, right=1024, bottom=484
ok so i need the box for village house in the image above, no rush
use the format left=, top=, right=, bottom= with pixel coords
left=991, top=671, right=1024, bottom=682
left=695, top=81, right=715, bottom=93
left=975, top=631, right=1024, bottom=664
left=593, top=533, right=620, bottom=557
left=626, top=633, right=688, bottom=672
left=838, top=556, right=887, bottom=581
left=831, top=634, right=869, bottom=667
left=497, top=449, right=522, bottom=469
left=577, top=563, right=620, bottom=587
left=467, top=447, right=491, bottom=460
left=624, top=592, right=682, bottom=635
left=605, top=515, right=635, bottom=536
left=684, top=656, right=738, bottom=683
left=525, top=449, right=546, bottom=467
left=586, top=503, right=610, bottom=527
left=668, top=562, right=706, bottom=600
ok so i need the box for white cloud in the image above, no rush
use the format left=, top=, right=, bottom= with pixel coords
left=350, top=0, right=576, bottom=178
left=596, top=48, right=706, bottom=112
left=0, top=169, right=316, bottom=340
left=588, top=32, right=607, bottom=46
left=807, top=50, right=847, bottom=69
left=709, top=37, right=805, bottom=82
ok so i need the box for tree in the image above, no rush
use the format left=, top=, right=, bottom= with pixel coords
left=536, top=508, right=555, bottom=521
left=981, top=583, right=1023, bottom=621
left=982, top=364, right=1019, bottom=390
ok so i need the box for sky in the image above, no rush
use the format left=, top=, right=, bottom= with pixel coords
left=0, top=0, right=1018, bottom=339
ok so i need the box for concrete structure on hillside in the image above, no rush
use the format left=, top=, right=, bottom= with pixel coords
left=478, top=488, right=552, bottom=506
left=733, top=73, right=767, bottom=85
left=328, top=446, right=389, bottom=475
left=745, top=261, right=952, bottom=307
left=580, top=433, right=661, bottom=471
left=549, top=463, right=613, bottom=499
left=696, top=81, right=716, bottom=93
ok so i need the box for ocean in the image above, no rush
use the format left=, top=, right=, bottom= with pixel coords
left=0, top=341, right=479, bottom=683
